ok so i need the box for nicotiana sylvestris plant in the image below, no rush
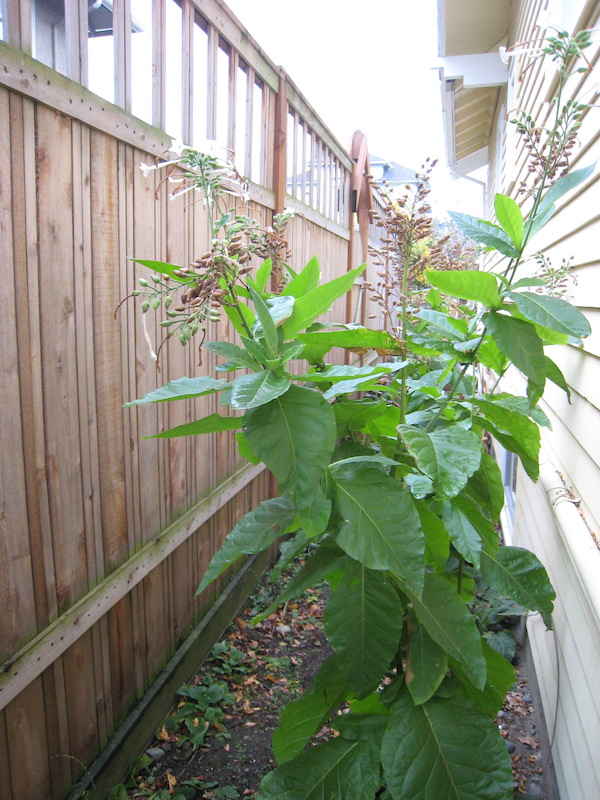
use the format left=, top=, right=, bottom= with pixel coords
left=125, top=30, right=594, bottom=800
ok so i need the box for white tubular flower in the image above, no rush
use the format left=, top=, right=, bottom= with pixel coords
left=169, top=138, right=193, bottom=157
left=282, top=207, right=295, bottom=217
left=141, top=312, right=158, bottom=362
left=140, top=162, right=157, bottom=178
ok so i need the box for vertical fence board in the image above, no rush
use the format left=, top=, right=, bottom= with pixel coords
left=5, top=678, right=51, bottom=799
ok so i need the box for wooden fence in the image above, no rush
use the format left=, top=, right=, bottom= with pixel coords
left=0, top=1, right=376, bottom=797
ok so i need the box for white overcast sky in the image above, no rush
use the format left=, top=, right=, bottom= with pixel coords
left=224, top=0, right=484, bottom=214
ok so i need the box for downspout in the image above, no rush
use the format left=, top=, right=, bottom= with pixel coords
left=538, top=459, right=600, bottom=630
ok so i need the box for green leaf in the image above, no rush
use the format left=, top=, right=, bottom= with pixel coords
left=298, top=364, right=395, bottom=384
left=405, top=572, right=486, bottom=689
left=414, top=500, right=450, bottom=569
left=452, top=493, right=498, bottom=553
left=197, top=496, right=296, bottom=592
left=224, top=299, right=255, bottom=337
left=244, top=385, right=336, bottom=509
left=129, top=258, right=189, bottom=283
left=325, top=562, right=404, bottom=696
left=282, top=264, right=367, bottom=338
left=297, top=327, right=403, bottom=356
left=273, top=655, right=348, bottom=765
left=406, top=612, right=448, bottom=705
left=230, top=371, right=291, bottom=409
left=267, top=295, right=296, bottom=327
left=284, top=255, right=321, bottom=298
left=451, top=639, right=516, bottom=718
left=545, top=356, right=571, bottom=401
left=536, top=162, right=596, bottom=216
left=480, top=546, right=555, bottom=628
left=525, top=204, right=556, bottom=240
left=125, top=376, right=229, bottom=406
left=249, top=286, right=278, bottom=357
left=254, top=258, right=273, bottom=293
left=381, top=688, right=512, bottom=800
left=296, top=485, right=332, bottom=538
left=397, top=425, right=481, bottom=499
left=145, top=413, right=244, bottom=439
left=447, top=212, right=520, bottom=258
left=331, top=462, right=425, bottom=594
left=477, top=336, right=508, bottom=374
left=426, top=270, right=502, bottom=309
left=204, top=341, right=261, bottom=371
left=484, top=630, right=517, bottom=662
left=483, top=311, right=546, bottom=386
left=494, top=194, right=523, bottom=249
left=441, top=502, right=482, bottom=567
left=463, top=453, right=505, bottom=523
left=472, top=399, right=541, bottom=482
left=235, top=431, right=261, bottom=464
left=507, top=291, right=591, bottom=338
left=258, top=736, right=381, bottom=800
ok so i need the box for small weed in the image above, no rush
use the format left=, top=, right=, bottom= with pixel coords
left=209, top=641, right=254, bottom=678
left=162, top=681, right=234, bottom=749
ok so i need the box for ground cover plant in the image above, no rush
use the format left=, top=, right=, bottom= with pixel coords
left=124, top=30, right=593, bottom=800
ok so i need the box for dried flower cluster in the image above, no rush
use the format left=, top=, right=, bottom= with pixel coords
left=534, top=251, right=576, bottom=299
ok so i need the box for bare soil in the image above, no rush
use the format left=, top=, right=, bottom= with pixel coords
left=125, top=571, right=556, bottom=800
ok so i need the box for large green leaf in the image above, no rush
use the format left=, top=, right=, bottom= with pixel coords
left=230, top=371, right=291, bottom=409
left=284, top=255, right=321, bottom=298
left=451, top=493, right=498, bottom=553
left=405, top=573, right=486, bottom=689
left=282, top=264, right=366, bottom=338
left=507, top=291, right=591, bottom=338
left=145, top=412, right=244, bottom=439
left=462, top=453, right=505, bottom=523
left=257, top=735, right=381, bottom=800
left=426, top=270, right=502, bottom=309
left=244, top=385, right=336, bottom=511
left=297, top=364, right=396, bottom=383
left=414, top=500, right=450, bottom=569
left=197, top=496, right=296, bottom=592
left=480, top=546, right=555, bottom=628
left=451, top=639, right=516, bottom=718
left=249, top=286, right=278, bottom=357
left=441, top=502, right=482, bottom=567
left=477, top=337, right=508, bottom=374
left=125, top=376, right=229, bottom=406
left=483, top=311, right=546, bottom=387
left=397, top=425, right=481, bottom=499
left=273, top=655, right=348, bottom=765
left=536, top=162, right=596, bottom=216
left=494, top=194, right=523, bottom=249
left=545, top=356, right=571, bottom=401
left=472, top=399, right=541, bottom=481
left=254, top=257, right=273, bottom=293
left=381, top=688, right=512, bottom=800
left=331, top=462, right=425, bottom=594
left=204, top=340, right=262, bottom=371
left=325, top=562, right=404, bottom=696
left=405, top=612, right=448, bottom=705
left=448, top=212, right=519, bottom=258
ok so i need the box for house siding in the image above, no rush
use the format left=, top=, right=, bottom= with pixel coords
left=487, top=1, right=600, bottom=796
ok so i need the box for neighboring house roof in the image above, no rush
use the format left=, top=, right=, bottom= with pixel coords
left=369, top=155, right=418, bottom=189
left=437, top=0, right=510, bottom=172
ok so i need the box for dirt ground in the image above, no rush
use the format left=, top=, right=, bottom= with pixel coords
left=123, top=570, right=557, bottom=800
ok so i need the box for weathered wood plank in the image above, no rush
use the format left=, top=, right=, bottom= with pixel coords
left=5, top=677, right=52, bottom=798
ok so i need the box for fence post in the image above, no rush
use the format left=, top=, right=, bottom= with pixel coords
left=348, top=131, right=372, bottom=332
left=273, top=69, right=287, bottom=215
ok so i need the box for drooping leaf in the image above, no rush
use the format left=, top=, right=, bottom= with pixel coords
left=414, top=500, right=450, bottom=569
left=204, top=340, right=262, bottom=371
left=258, top=735, right=382, bottom=800
left=447, top=212, right=520, bottom=258
left=295, top=485, right=332, bottom=538
left=249, top=286, right=278, bottom=357
left=244, top=385, right=336, bottom=511
left=483, top=311, right=546, bottom=387
left=544, top=356, right=571, bottom=401
left=197, top=496, right=296, bottom=592
left=145, top=413, right=244, bottom=439
left=230, top=371, right=291, bottom=409
left=480, top=546, right=555, bottom=628
left=494, top=193, right=524, bottom=249
left=125, top=376, right=229, bottom=406
left=462, top=453, right=505, bottom=523
left=405, top=572, right=486, bottom=689
left=284, top=255, right=321, bottom=298
left=381, top=688, right=512, bottom=800
left=484, top=630, right=517, bottom=662
left=331, top=462, right=425, bottom=594
left=325, top=562, right=404, bottom=696
left=282, top=264, right=367, bottom=338
left=441, top=502, right=482, bottom=567
left=405, top=611, right=448, bottom=705
left=273, top=655, right=348, bottom=765
left=451, top=493, right=498, bottom=553
left=426, top=269, right=502, bottom=309
left=397, top=425, right=481, bottom=499
left=536, top=162, right=596, bottom=216
left=507, top=291, right=591, bottom=338
left=235, top=431, right=261, bottom=464
left=451, top=639, right=516, bottom=718
left=472, top=399, right=541, bottom=481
